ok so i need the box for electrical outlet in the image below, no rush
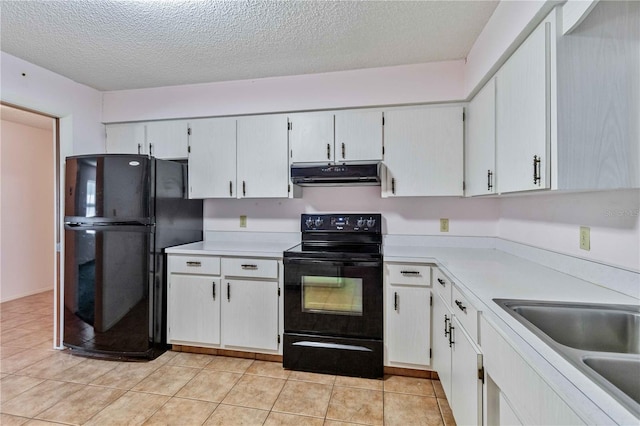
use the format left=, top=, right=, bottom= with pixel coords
left=440, top=218, right=449, bottom=233
left=240, top=215, right=247, bottom=228
left=580, top=226, right=590, bottom=251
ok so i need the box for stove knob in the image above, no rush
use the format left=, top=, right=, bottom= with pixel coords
left=366, top=217, right=376, bottom=228
left=314, top=217, right=324, bottom=227
left=305, top=217, right=314, bottom=228
left=357, top=217, right=365, bottom=228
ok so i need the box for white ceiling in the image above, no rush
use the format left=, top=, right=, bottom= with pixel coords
left=0, top=0, right=498, bottom=92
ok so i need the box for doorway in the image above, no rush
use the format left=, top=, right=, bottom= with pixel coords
left=0, top=103, right=60, bottom=346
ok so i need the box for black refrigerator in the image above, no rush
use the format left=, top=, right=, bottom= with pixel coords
left=63, top=154, right=202, bottom=359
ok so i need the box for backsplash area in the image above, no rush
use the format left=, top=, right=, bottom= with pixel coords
left=203, top=186, right=639, bottom=274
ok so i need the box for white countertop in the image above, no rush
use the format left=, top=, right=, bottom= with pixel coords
left=165, top=240, right=298, bottom=258
left=384, top=244, right=639, bottom=425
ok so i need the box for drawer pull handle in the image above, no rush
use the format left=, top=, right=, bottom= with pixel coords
left=400, top=270, right=420, bottom=276
left=449, top=324, right=455, bottom=347
left=227, top=283, right=230, bottom=301
left=455, top=299, right=467, bottom=313
left=394, top=292, right=398, bottom=311
left=212, top=282, right=216, bottom=300
left=241, top=264, right=258, bottom=270
left=437, top=278, right=446, bottom=286
left=186, top=261, right=201, bottom=267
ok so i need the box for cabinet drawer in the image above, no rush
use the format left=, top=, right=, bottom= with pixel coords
left=452, top=285, right=479, bottom=343
left=222, top=257, right=278, bottom=279
left=169, top=255, right=220, bottom=276
left=433, top=269, right=452, bottom=305
left=386, top=263, right=431, bottom=286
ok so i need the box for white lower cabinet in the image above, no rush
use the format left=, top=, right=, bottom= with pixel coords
left=167, top=255, right=222, bottom=345
left=169, top=275, right=221, bottom=345
left=167, top=254, right=281, bottom=354
left=222, top=279, right=279, bottom=351
left=481, top=315, right=585, bottom=425
left=384, top=263, right=431, bottom=369
left=432, top=269, right=483, bottom=426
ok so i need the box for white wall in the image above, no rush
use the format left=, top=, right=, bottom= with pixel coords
left=498, top=189, right=640, bottom=272
left=1, top=52, right=104, bottom=155
left=0, top=119, right=55, bottom=302
left=102, top=61, right=465, bottom=123
left=204, top=186, right=499, bottom=236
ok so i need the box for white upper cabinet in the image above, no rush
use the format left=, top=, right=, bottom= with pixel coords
left=105, top=123, right=146, bottom=155
left=237, top=114, right=290, bottom=198
left=289, top=112, right=334, bottom=164
left=382, top=106, right=464, bottom=197
left=289, top=110, right=383, bottom=164
left=334, top=110, right=384, bottom=163
left=466, top=78, right=497, bottom=196
left=188, top=118, right=237, bottom=199
left=105, top=121, right=189, bottom=159
left=496, top=17, right=553, bottom=193
left=145, top=120, right=189, bottom=159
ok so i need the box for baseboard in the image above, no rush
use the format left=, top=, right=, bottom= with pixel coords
left=171, top=345, right=283, bottom=363
left=0, top=286, right=53, bottom=304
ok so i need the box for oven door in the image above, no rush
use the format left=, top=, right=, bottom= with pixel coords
left=284, top=257, right=383, bottom=339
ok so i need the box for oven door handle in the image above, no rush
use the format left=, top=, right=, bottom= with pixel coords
left=284, top=258, right=382, bottom=268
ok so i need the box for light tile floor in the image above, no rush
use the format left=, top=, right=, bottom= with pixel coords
left=1, top=291, right=456, bottom=425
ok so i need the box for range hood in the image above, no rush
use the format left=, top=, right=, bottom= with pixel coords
left=291, top=163, right=381, bottom=186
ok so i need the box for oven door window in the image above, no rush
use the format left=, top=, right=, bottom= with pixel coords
left=302, top=276, right=363, bottom=315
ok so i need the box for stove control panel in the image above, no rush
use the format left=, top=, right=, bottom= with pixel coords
left=301, top=214, right=381, bottom=233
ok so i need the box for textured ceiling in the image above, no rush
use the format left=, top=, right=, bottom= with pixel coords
left=0, top=1, right=498, bottom=91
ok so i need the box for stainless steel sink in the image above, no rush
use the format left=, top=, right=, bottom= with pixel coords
left=494, top=299, right=640, bottom=418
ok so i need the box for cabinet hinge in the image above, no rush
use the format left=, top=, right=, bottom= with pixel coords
left=277, top=334, right=281, bottom=344
left=478, top=366, right=485, bottom=383
left=187, top=127, right=191, bottom=136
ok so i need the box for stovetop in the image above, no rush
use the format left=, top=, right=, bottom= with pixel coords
left=284, top=214, right=383, bottom=259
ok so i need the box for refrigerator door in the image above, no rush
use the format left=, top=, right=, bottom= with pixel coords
left=65, top=154, right=153, bottom=224
left=63, top=223, right=156, bottom=357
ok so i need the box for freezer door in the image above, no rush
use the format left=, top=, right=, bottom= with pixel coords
left=63, top=224, right=157, bottom=357
left=65, top=154, right=152, bottom=223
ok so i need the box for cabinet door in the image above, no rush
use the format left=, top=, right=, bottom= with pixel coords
left=450, top=317, right=483, bottom=426
left=334, top=110, right=383, bottom=163
left=496, top=21, right=551, bottom=193
left=383, top=107, right=464, bottom=196
left=105, top=123, right=146, bottom=155
left=222, top=279, right=279, bottom=351
left=466, top=78, right=497, bottom=196
left=386, top=284, right=431, bottom=366
left=168, top=275, right=221, bottom=345
left=432, top=292, right=453, bottom=401
left=289, top=112, right=334, bottom=164
left=146, top=120, right=189, bottom=159
left=237, top=115, right=290, bottom=198
left=188, top=118, right=237, bottom=199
